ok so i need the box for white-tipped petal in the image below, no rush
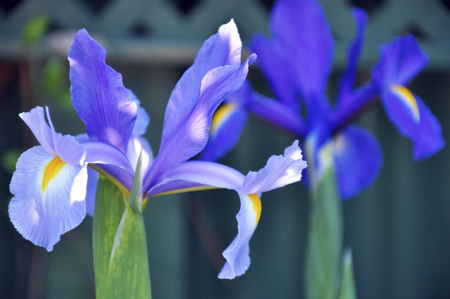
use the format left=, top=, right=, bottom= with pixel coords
left=242, top=140, right=307, bottom=193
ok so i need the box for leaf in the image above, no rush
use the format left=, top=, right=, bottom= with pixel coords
left=337, top=250, right=357, bottom=299
left=103, top=201, right=151, bottom=299
left=22, top=16, right=49, bottom=45
left=93, top=176, right=127, bottom=298
left=93, top=162, right=151, bottom=299
left=129, top=152, right=143, bottom=212
left=305, top=143, right=343, bottom=299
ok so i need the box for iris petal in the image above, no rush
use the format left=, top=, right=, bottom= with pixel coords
left=165, top=20, right=242, bottom=122
left=200, top=102, right=248, bottom=161
left=333, top=125, right=383, bottom=199
left=9, top=147, right=86, bottom=251
left=69, top=29, right=137, bottom=153
left=381, top=89, right=444, bottom=160
left=144, top=56, right=256, bottom=191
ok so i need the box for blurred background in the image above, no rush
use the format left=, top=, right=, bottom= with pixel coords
left=1, top=0, right=450, bottom=298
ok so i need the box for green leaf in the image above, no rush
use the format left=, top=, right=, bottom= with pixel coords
left=93, top=162, right=151, bottom=299
left=338, top=250, right=357, bottom=299
left=103, top=201, right=151, bottom=298
left=1, top=149, right=21, bottom=174
left=93, top=176, right=127, bottom=298
left=305, top=142, right=343, bottom=299
left=129, top=152, right=143, bottom=213
left=42, top=58, right=65, bottom=94
left=22, top=16, right=49, bottom=45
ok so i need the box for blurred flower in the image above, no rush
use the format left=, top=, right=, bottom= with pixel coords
left=205, top=0, right=444, bottom=199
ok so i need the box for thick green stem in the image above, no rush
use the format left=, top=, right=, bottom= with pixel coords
left=305, top=142, right=343, bottom=299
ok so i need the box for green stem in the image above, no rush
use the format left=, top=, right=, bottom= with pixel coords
left=305, top=142, right=343, bottom=299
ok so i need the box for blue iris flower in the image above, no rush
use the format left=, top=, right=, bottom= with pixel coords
left=9, top=21, right=307, bottom=279
left=203, top=0, right=444, bottom=199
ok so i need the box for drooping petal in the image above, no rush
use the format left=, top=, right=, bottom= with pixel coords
left=165, top=19, right=242, bottom=121
left=333, top=125, right=383, bottom=199
left=381, top=88, right=444, bottom=160
left=219, top=191, right=261, bottom=279
left=336, top=8, right=368, bottom=108
left=129, top=89, right=150, bottom=137
left=19, top=107, right=56, bottom=156
left=200, top=102, right=248, bottom=161
left=69, top=29, right=137, bottom=153
left=242, top=140, right=307, bottom=193
left=9, top=146, right=87, bottom=251
left=269, top=0, right=334, bottom=100
left=144, top=55, right=256, bottom=191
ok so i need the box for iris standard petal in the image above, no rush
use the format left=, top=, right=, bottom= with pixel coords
left=19, top=107, right=56, bottom=156
left=250, top=34, right=299, bottom=110
left=129, top=89, right=150, bottom=137
left=219, top=191, right=261, bottom=279
left=337, top=8, right=368, bottom=108
left=9, top=146, right=87, bottom=251
left=270, top=0, right=333, bottom=100
left=144, top=56, right=256, bottom=191
left=165, top=19, right=242, bottom=121
left=381, top=88, right=444, bottom=160
left=242, top=140, right=307, bottom=193
left=200, top=102, right=248, bottom=161
left=69, top=29, right=137, bottom=153
left=333, top=125, right=383, bottom=199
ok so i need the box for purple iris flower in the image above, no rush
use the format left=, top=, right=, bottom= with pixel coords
left=9, top=20, right=307, bottom=279
left=204, top=0, right=444, bottom=199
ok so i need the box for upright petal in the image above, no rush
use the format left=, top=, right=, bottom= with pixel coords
left=270, top=0, right=333, bottom=100
left=9, top=146, right=87, bottom=251
left=250, top=34, right=299, bottom=110
left=333, top=125, right=383, bottom=199
left=143, top=56, right=256, bottom=191
left=336, top=8, right=368, bottom=109
left=165, top=20, right=242, bottom=121
left=129, top=90, right=150, bottom=137
left=69, top=29, right=137, bottom=153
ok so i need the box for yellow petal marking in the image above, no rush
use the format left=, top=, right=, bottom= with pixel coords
left=211, top=103, right=238, bottom=135
left=389, top=85, right=420, bottom=122
left=42, top=156, right=66, bottom=192
left=248, top=193, right=261, bottom=226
